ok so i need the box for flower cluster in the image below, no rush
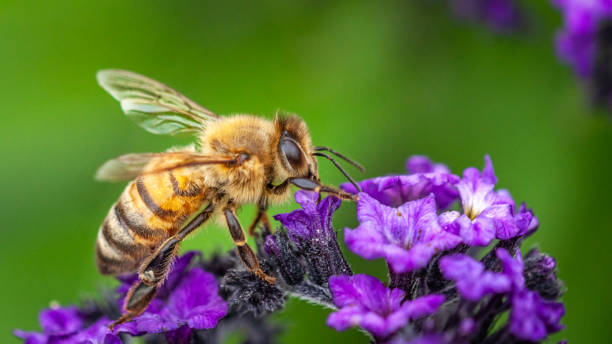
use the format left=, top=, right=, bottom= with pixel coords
left=15, top=252, right=281, bottom=343
left=447, top=0, right=525, bottom=33
left=553, top=0, right=612, bottom=78
left=14, top=306, right=121, bottom=344
left=440, top=249, right=564, bottom=342
left=553, top=0, right=612, bottom=109
left=321, top=155, right=564, bottom=343
left=113, top=252, right=228, bottom=341
left=15, top=155, right=565, bottom=344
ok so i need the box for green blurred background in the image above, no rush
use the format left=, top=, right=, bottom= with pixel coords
left=1, top=0, right=610, bottom=342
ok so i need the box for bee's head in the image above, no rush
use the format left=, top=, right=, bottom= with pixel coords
left=273, top=114, right=319, bottom=181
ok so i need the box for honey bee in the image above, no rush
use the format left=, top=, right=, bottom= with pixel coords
left=94, top=70, right=363, bottom=328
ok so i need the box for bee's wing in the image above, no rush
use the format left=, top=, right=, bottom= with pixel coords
left=95, top=152, right=237, bottom=182
left=97, top=69, right=219, bottom=136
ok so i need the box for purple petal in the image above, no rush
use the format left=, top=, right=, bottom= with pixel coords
left=15, top=316, right=120, bottom=344
left=450, top=0, right=523, bottom=32
left=481, top=155, right=497, bottom=184
left=273, top=191, right=340, bottom=241
left=329, top=274, right=402, bottom=311
left=13, top=330, right=47, bottom=344
left=389, top=294, right=444, bottom=329
left=327, top=306, right=385, bottom=334
left=497, top=248, right=525, bottom=289
left=114, top=254, right=227, bottom=335
left=318, top=194, right=341, bottom=232
left=454, top=156, right=527, bottom=244
left=167, top=268, right=228, bottom=329
left=514, top=203, right=539, bottom=236
left=510, top=289, right=565, bottom=341
left=114, top=304, right=173, bottom=334
left=440, top=211, right=495, bottom=246
left=158, top=251, right=200, bottom=298
left=553, top=0, right=612, bottom=77
left=73, top=317, right=120, bottom=344
left=294, top=189, right=320, bottom=213
left=347, top=193, right=460, bottom=273
left=479, top=203, right=516, bottom=240
left=39, top=306, right=83, bottom=336
left=327, top=274, right=439, bottom=338
left=274, top=209, right=312, bottom=240
left=328, top=275, right=364, bottom=307
left=406, top=155, right=451, bottom=174
left=342, top=172, right=459, bottom=210
left=164, top=325, right=192, bottom=343
left=457, top=167, right=496, bottom=221
left=440, top=254, right=512, bottom=301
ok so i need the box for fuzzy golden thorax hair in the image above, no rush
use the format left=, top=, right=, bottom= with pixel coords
left=196, top=114, right=317, bottom=205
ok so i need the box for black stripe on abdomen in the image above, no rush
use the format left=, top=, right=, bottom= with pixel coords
left=96, top=241, right=128, bottom=275
left=136, top=177, right=177, bottom=219
left=101, top=220, right=141, bottom=260
left=114, top=202, right=167, bottom=239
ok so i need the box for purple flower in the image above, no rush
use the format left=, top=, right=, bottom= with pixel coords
left=14, top=306, right=120, bottom=344
left=115, top=251, right=228, bottom=338
left=440, top=155, right=534, bottom=246
left=441, top=248, right=524, bottom=300
left=510, top=289, right=566, bottom=341
left=553, top=0, right=612, bottom=77
left=273, top=190, right=340, bottom=242
left=342, top=156, right=459, bottom=210
left=441, top=248, right=565, bottom=341
left=496, top=247, right=525, bottom=289
left=496, top=248, right=566, bottom=341
left=406, top=156, right=452, bottom=175
left=439, top=254, right=512, bottom=301
left=524, top=248, right=564, bottom=300
left=345, top=193, right=462, bottom=273
left=327, top=274, right=444, bottom=339
left=449, top=0, right=524, bottom=33
left=272, top=190, right=351, bottom=285
left=16, top=155, right=566, bottom=344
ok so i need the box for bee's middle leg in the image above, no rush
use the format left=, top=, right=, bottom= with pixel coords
left=247, top=200, right=271, bottom=237
left=224, top=204, right=275, bottom=284
left=109, top=203, right=216, bottom=330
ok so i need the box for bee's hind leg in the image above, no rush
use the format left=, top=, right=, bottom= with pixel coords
left=224, top=203, right=275, bottom=284
left=109, top=203, right=216, bottom=330
left=109, top=281, right=157, bottom=330
left=137, top=202, right=216, bottom=285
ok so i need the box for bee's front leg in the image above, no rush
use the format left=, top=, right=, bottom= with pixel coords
left=286, top=177, right=358, bottom=201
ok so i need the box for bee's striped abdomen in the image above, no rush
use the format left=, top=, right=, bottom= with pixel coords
left=96, top=169, right=207, bottom=275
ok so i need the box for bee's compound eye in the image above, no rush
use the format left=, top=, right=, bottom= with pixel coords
left=280, top=139, right=302, bottom=166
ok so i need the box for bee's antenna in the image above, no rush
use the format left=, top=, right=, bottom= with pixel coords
left=313, top=152, right=362, bottom=192
left=314, top=146, right=365, bottom=173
